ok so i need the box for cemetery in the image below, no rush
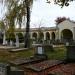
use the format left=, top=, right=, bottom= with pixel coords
left=0, top=0, right=75, bottom=75
left=0, top=19, right=75, bottom=75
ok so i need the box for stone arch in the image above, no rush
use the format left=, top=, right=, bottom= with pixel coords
left=51, top=32, right=55, bottom=40
left=39, top=32, right=44, bottom=39
left=17, top=32, right=24, bottom=43
left=32, top=32, right=37, bottom=39
left=38, top=32, right=44, bottom=43
left=46, top=32, right=50, bottom=40
left=61, top=29, right=73, bottom=42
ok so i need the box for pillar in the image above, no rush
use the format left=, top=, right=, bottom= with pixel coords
left=73, top=27, right=75, bottom=41
left=3, top=31, right=7, bottom=45
left=30, top=32, right=33, bottom=39
left=44, top=32, right=46, bottom=40
left=15, top=34, right=19, bottom=47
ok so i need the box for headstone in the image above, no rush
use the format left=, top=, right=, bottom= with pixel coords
left=66, top=45, right=75, bottom=62
left=35, top=44, right=44, bottom=55
left=37, top=46, right=43, bottom=54
left=0, top=63, right=10, bottom=75
left=34, top=44, right=47, bottom=59
left=10, top=40, right=13, bottom=46
left=15, top=35, right=19, bottom=47
left=66, top=42, right=69, bottom=46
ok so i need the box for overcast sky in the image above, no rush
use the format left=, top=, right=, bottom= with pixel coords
left=0, top=0, right=75, bottom=28
left=30, top=0, right=75, bottom=28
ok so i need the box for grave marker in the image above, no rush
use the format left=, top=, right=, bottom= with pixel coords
left=0, top=63, right=10, bottom=75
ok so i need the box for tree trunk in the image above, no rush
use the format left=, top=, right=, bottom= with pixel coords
left=24, top=0, right=30, bottom=48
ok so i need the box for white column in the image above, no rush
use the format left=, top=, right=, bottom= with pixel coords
left=50, top=32, right=52, bottom=40
left=36, top=32, right=38, bottom=39
left=73, top=27, right=75, bottom=40
left=15, top=34, right=19, bottom=47
left=30, top=32, right=32, bottom=39
left=3, top=31, right=6, bottom=45
left=49, top=32, right=51, bottom=40
left=55, top=30, right=58, bottom=40
left=44, top=32, right=46, bottom=40
left=59, top=31, right=61, bottom=40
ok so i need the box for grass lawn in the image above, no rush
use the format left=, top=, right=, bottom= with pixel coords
left=0, top=46, right=67, bottom=63
left=0, top=48, right=34, bottom=62
left=46, top=46, right=67, bottom=60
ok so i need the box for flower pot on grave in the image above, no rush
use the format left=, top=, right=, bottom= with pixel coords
left=66, top=45, right=75, bottom=62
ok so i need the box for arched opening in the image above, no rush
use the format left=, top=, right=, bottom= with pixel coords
left=51, top=32, right=55, bottom=40
left=32, top=32, right=37, bottom=39
left=38, top=32, right=44, bottom=43
left=61, top=29, right=73, bottom=42
left=46, top=32, right=50, bottom=40
left=0, top=32, right=3, bottom=44
left=17, top=32, right=24, bottom=43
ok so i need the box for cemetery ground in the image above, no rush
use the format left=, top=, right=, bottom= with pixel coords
left=0, top=46, right=66, bottom=63
left=1, top=45, right=75, bottom=75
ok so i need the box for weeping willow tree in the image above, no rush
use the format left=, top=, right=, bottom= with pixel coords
left=5, top=1, right=27, bottom=43
left=0, top=0, right=74, bottom=48
left=1, top=0, right=33, bottom=48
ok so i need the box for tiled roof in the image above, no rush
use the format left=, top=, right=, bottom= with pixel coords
left=25, top=60, right=63, bottom=72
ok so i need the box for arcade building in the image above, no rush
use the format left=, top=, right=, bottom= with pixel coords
left=0, top=19, right=75, bottom=45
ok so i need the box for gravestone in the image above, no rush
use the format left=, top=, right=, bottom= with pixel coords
left=10, top=40, right=13, bottom=46
left=15, top=35, right=19, bottom=47
left=66, top=42, right=69, bottom=46
left=0, top=63, right=10, bottom=75
left=34, top=44, right=44, bottom=54
left=66, top=45, right=75, bottom=62
left=33, top=44, right=48, bottom=59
